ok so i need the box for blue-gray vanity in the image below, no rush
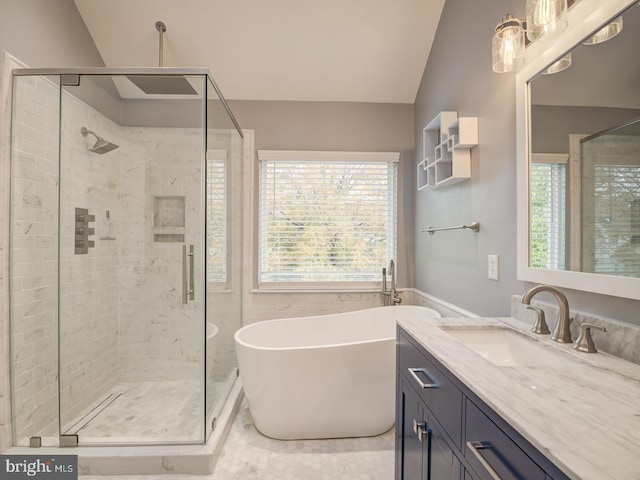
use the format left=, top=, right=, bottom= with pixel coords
left=395, top=315, right=640, bottom=480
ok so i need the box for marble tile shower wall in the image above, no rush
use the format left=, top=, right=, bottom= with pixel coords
left=10, top=78, right=125, bottom=441
left=117, top=127, right=204, bottom=383
left=9, top=75, right=60, bottom=441
left=0, top=53, right=15, bottom=453
left=58, top=90, right=121, bottom=429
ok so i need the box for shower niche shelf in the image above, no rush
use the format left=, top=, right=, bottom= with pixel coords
left=418, top=111, right=478, bottom=190
left=152, top=196, right=185, bottom=242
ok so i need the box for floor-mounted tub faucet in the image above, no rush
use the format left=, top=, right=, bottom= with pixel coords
left=382, top=260, right=402, bottom=306
left=521, top=285, right=573, bottom=343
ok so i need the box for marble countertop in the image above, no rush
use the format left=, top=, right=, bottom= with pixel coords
left=397, top=315, right=640, bottom=480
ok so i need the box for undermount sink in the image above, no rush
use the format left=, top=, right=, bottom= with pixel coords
left=440, top=327, right=578, bottom=367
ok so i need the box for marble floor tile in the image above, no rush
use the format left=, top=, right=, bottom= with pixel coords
left=79, top=401, right=395, bottom=480
left=68, top=380, right=226, bottom=443
left=211, top=404, right=395, bottom=480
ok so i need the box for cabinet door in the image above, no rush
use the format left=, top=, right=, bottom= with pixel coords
left=428, top=418, right=460, bottom=480
left=397, top=377, right=426, bottom=480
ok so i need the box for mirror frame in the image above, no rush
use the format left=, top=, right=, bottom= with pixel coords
left=516, top=0, right=640, bottom=300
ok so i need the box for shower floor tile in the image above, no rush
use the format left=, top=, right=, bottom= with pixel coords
left=79, top=400, right=395, bottom=479
left=70, top=380, right=204, bottom=442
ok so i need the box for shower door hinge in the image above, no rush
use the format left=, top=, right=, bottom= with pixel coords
left=29, top=436, right=41, bottom=448
left=61, top=74, right=80, bottom=87
left=59, top=434, right=78, bottom=447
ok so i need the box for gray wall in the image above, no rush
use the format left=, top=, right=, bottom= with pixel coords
left=0, top=0, right=104, bottom=67
left=413, top=0, right=640, bottom=325
left=228, top=100, right=416, bottom=287
left=531, top=105, right=640, bottom=153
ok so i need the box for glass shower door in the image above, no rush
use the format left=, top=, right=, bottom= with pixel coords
left=9, top=74, right=62, bottom=447
left=56, top=74, right=206, bottom=445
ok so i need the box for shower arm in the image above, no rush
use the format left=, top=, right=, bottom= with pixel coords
left=81, top=127, right=100, bottom=140
left=156, top=21, right=167, bottom=67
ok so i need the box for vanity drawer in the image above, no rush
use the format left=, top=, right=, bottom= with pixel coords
left=464, top=399, right=545, bottom=480
left=398, top=330, right=463, bottom=448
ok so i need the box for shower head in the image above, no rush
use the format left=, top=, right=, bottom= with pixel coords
left=81, top=127, right=119, bottom=154
left=125, top=22, right=197, bottom=96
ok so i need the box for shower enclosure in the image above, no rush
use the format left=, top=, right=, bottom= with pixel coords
left=579, top=117, right=640, bottom=276
left=9, top=68, right=243, bottom=446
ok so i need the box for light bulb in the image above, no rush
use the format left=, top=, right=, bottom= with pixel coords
left=492, top=15, right=525, bottom=73
left=583, top=16, right=623, bottom=45
left=526, top=0, right=568, bottom=42
left=542, top=52, right=572, bottom=74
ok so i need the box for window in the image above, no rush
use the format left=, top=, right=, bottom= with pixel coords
left=530, top=154, right=567, bottom=270
left=207, top=150, right=228, bottom=284
left=590, top=164, right=640, bottom=275
left=258, top=150, right=399, bottom=287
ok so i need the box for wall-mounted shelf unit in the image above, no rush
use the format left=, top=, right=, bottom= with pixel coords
left=418, top=111, right=478, bottom=190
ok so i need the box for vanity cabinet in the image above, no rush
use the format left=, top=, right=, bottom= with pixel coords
left=396, top=327, right=570, bottom=480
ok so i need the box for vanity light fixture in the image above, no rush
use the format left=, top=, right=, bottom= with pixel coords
left=583, top=16, right=623, bottom=45
left=492, top=14, right=526, bottom=73
left=492, top=0, right=569, bottom=73
left=541, top=52, right=572, bottom=74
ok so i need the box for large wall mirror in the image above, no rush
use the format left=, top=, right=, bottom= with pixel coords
left=516, top=0, right=640, bottom=299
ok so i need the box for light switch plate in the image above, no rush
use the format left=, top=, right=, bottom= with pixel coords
left=488, top=255, right=499, bottom=280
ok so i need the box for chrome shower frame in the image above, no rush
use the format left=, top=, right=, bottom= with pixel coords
left=11, top=67, right=244, bottom=138
left=9, top=66, right=244, bottom=449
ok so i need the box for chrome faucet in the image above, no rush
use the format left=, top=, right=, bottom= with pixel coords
left=521, top=285, right=573, bottom=343
left=382, top=260, right=402, bottom=306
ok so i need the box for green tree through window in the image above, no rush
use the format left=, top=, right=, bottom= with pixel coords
left=259, top=152, right=398, bottom=285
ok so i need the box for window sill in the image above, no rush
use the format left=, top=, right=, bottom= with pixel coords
left=251, top=287, right=384, bottom=294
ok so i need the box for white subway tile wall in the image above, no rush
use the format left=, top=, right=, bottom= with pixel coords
left=10, top=75, right=61, bottom=441
left=58, top=86, right=121, bottom=433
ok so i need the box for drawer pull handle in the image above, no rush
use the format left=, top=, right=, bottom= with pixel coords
left=412, top=419, right=428, bottom=442
left=408, top=368, right=438, bottom=389
left=467, top=441, right=503, bottom=480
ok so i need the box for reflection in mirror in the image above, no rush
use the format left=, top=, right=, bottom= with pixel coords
left=528, top=2, right=640, bottom=278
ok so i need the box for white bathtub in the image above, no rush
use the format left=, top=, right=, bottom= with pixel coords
left=234, top=305, right=442, bottom=440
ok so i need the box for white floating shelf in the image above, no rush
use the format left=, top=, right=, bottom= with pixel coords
left=418, top=111, right=478, bottom=190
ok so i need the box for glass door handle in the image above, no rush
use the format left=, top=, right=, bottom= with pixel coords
left=188, top=244, right=195, bottom=301
left=182, top=245, right=188, bottom=304
left=182, top=244, right=195, bottom=304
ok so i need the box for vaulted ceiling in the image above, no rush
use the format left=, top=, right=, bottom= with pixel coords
left=74, top=0, right=445, bottom=103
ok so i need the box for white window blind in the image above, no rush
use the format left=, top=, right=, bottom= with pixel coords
left=206, top=150, right=227, bottom=283
left=530, top=157, right=567, bottom=269
left=258, top=150, right=399, bottom=286
left=591, top=165, right=640, bottom=275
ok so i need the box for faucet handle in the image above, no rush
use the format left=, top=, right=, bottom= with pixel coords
left=573, top=323, right=607, bottom=353
left=526, top=306, right=550, bottom=335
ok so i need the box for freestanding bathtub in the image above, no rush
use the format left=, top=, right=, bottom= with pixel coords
left=234, top=305, right=442, bottom=440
